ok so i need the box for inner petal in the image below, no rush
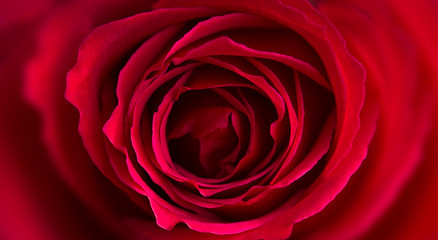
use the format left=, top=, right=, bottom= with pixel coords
left=166, top=90, right=244, bottom=179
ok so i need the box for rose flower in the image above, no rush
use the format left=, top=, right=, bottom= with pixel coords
left=1, top=0, right=437, bottom=239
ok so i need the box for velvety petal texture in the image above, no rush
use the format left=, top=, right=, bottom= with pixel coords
left=1, top=0, right=437, bottom=239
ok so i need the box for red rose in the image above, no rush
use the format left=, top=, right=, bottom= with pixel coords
left=1, top=0, right=437, bottom=240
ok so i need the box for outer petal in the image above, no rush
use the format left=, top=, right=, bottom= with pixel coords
left=293, top=0, right=438, bottom=239
left=24, top=0, right=158, bottom=238
left=0, top=2, right=117, bottom=239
